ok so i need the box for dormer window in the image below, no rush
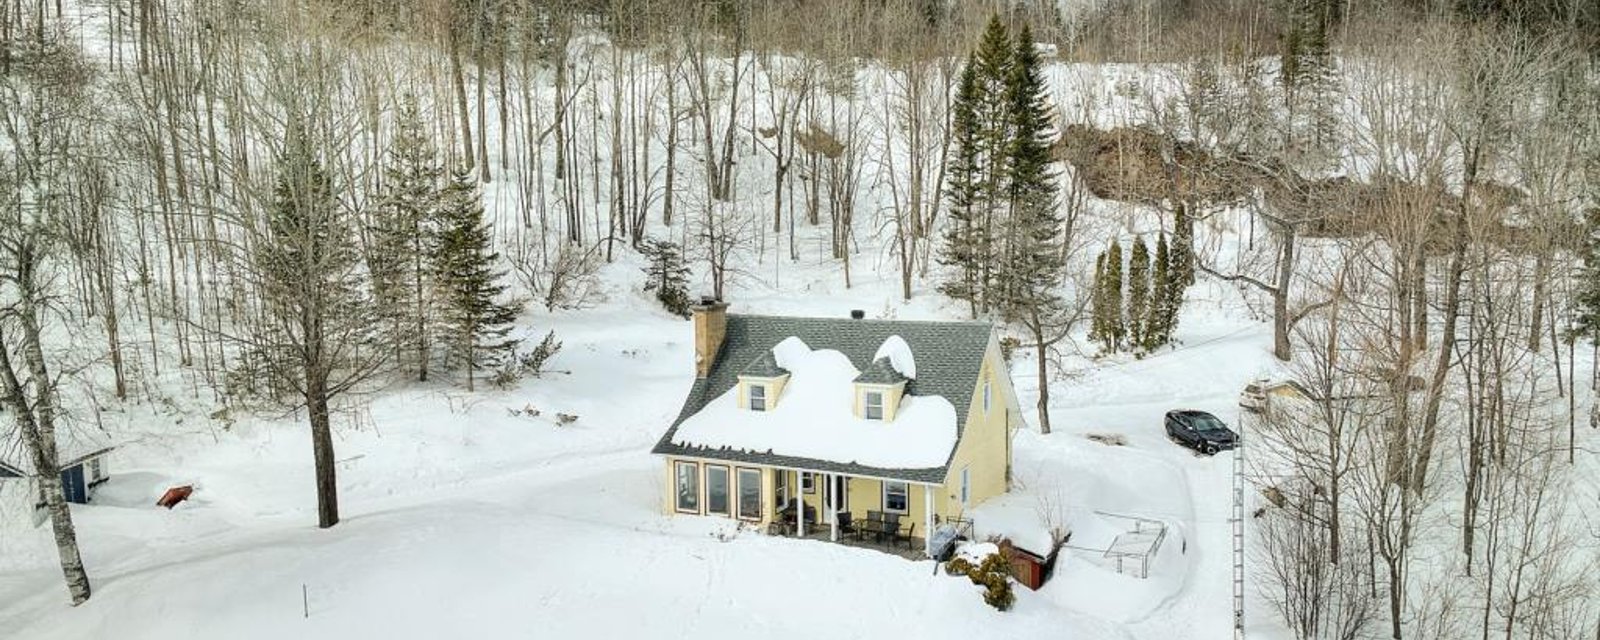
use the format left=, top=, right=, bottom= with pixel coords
left=864, top=391, right=885, bottom=420
left=749, top=384, right=768, bottom=411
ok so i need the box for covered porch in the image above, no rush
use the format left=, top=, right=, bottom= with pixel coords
left=765, top=467, right=958, bottom=560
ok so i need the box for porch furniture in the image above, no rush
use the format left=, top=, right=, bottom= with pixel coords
left=777, top=501, right=817, bottom=535
left=894, top=522, right=916, bottom=550
left=837, top=512, right=856, bottom=538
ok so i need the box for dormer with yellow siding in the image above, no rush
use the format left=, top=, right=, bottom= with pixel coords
left=737, top=351, right=790, bottom=412
left=853, top=358, right=908, bottom=421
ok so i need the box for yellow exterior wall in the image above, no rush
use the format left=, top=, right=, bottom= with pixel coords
left=937, top=335, right=1012, bottom=519
left=660, top=330, right=1019, bottom=542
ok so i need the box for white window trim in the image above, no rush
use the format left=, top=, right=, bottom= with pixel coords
left=864, top=390, right=885, bottom=421
left=736, top=467, right=763, bottom=521
left=674, top=461, right=701, bottom=514
left=705, top=464, right=732, bottom=517
left=883, top=481, right=909, bottom=514
left=776, top=470, right=789, bottom=507
left=983, top=379, right=992, bottom=413
left=748, top=383, right=767, bottom=412
left=802, top=472, right=816, bottom=494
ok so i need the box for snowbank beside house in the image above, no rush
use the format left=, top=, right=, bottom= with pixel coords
left=672, top=337, right=957, bottom=470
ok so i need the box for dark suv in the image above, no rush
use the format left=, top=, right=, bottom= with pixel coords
left=1164, top=410, right=1239, bottom=455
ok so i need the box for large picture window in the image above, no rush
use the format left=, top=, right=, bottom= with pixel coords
left=706, top=465, right=731, bottom=516
left=864, top=391, right=884, bottom=420
left=675, top=461, right=700, bottom=513
left=737, top=468, right=762, bottom=520
left=749, top=384, right=767, bottom=411
left=883, top=481, right=909, bottom=513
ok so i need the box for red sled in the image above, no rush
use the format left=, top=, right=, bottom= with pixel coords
left=157, top=485, right=193, bottom=509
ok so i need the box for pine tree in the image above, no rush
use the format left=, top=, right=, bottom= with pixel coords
left=641, top=238, right=692, bottom=318
left=1127, top=238, right=1150, bottom=350
left=1104, top=240, right=1125, bottom=349
left=369, top=94, right=446, bottom=382
left=1152, top=232, right=1177, bottom=350
left=432, top=166, right=519, bottom=392
left=939, top=55, right=989, bottom=318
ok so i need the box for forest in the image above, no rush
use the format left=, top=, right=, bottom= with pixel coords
left=2, top=0, right=1599, bottom=638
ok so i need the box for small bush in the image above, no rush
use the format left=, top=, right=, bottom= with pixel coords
left=947, top=545, right=1016, bottom=612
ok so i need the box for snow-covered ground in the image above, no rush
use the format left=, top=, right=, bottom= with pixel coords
left=0, top=233, right=1293, bottom=639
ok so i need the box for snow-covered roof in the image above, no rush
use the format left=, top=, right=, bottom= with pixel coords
left=872, top=335, right=916, bottom=379
left=671, top=337, right=957, bottom=470
left=653, top=314, right=995, bottom=484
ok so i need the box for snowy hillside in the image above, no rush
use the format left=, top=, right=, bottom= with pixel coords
left=3, top=0, right=1600, bottom=639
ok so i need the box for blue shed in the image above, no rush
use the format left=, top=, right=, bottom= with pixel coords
left=0, top=446, right=114, bottom=506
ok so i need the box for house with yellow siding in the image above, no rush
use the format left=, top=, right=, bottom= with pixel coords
left=651, top=300, right=1021, bottom=558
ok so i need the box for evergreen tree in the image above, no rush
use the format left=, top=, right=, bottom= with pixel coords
left=1127, top=238, right=1150, bottom=349
left=1572, top=208, right=1600, bottom=340
left=972, top=16, right=1014, bottom=312
left=1104, top=241, right=1125, bottom=349
left=368, top=94, right=445, bottom=382
left=253, top=122, right=382, bottom=528
left=1146, top=234, right=1173, bottom=350
left=1089, top=250, right=1107, bottom=347
left=994, top=23, right=1062, bottom=320
left=641, top=238, right=692, bottom=318
left=432, top=166, right=519, bottom=391
left=939, top=55, right=989, bottom=318
left=1173, top=203, right=1195, bottom=286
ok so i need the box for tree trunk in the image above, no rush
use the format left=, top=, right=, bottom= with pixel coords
left=1034, top=334, right=1050, bottom=435
left=1273, top=226, right=1295, bottom=361
left=307, top=378, right=339, bottom=529
left=449, top=30, right=474, bottom=171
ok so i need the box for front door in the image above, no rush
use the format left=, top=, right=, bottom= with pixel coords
left=831, top=476, right=849, bottom=513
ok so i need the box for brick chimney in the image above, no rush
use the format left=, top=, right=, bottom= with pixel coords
left=692, top=297, right=729, bottom=378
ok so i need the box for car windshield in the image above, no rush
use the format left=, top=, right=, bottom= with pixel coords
left=1190, top=414, right=1228, bottom=431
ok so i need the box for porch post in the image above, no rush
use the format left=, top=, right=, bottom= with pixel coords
left=796, top=472, right=805, bottom=537
left=924, top=484, right=935, bottom=557
left=829, top=473, right=839, bottom=542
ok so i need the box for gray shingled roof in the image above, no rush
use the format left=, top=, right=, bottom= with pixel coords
left=652, top=314, right=994, bottom=484
left=739, top=351, right=789, bottom=378
left=853, top=358, right=909, bottom=385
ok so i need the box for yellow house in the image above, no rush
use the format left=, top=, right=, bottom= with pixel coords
left=651, top=301, right=1022, bottom=558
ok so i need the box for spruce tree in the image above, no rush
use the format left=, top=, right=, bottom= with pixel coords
left=369, top=94, right=445, bottom=382
left=1104, top=241, right=1125, bottom=349
left=641, top=238, right=692, bottom=318
left=1127, top=238, right=1150, bottom=350
left=432, top=166, right=519, bottom=391
left=994, top=23, right=1062, bottom=320
left=939, top=55, right=988, bottom=318
left=972, top=16, right=1014, bottom=312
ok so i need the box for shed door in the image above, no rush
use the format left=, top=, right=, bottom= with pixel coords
left=60, top=466, right=87, bottom=504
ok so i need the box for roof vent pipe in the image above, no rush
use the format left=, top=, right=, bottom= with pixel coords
left=850, top=310, right=865, bottom=320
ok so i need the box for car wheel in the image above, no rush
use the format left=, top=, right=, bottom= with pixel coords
left=1203, top=443, right=1219, bottom=455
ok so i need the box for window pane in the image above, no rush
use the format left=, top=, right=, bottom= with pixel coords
left=865, top=392, right=883, bottom=420
left=885, top=481, right=908, bottom=512
left=749, top=385, right=765, bottom=411
left=802, top=472, right=815, bottom=493
left=738, top=468, right=762, bottom=519
left=675, top=462, right=700, bottom=513
left=707, top=466, right=730, bottom=515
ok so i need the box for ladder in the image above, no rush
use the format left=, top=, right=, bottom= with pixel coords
left=1231, top=415, right=1246, bottom=640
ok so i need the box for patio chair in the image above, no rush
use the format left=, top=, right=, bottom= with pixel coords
left=897, top=522, right=916, bottom=550
left=837, top=512, right=856, bottom=538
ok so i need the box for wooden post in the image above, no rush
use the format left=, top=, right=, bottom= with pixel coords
left=924, top=485, right=935, bottom=558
